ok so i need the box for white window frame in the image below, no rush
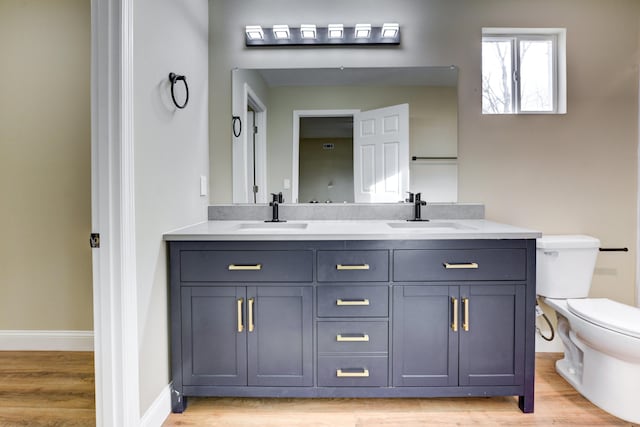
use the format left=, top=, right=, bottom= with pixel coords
left=482, top=28, right=567, bottom=115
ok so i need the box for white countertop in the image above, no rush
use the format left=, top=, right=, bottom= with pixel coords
left=163, top=219, right=541, bottom=241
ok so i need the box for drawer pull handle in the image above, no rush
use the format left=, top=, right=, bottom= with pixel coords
left=336, top=299, right=370, bottom=306
left=336, top=368, right=369, bottom=378
left=248, top=298, right=255, bottom=332
left=228, top=264, right=262, bottom=271
left=336, top=334, right=370, bottom=342
left=451, top=297, right=458, bottom=332
left=463, top=298, right=470, bottom=332
left=237, top=298, right=244, bottom=333
left=443, top=262, right=478, bottom=270
left=336, top=264, right=370, bottom=270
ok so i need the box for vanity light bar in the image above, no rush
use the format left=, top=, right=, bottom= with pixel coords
left=245, top=23, right=400, bottom=46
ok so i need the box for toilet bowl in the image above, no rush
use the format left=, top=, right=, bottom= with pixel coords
left=537, top=235, right=640, bottom=424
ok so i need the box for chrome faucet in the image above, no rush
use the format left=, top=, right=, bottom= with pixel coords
left=266, top=192, right=286, bottom=222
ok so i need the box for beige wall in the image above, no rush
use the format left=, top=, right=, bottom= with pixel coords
left=211, top=0, right=639, bottom=306
left=0, top=0, right=92, bottom=330
left=299, top=138, right=354, bottom=203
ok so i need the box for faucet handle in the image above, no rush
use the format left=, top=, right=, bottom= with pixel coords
left=406, top=192, right=414, bottom=203
left=271, top=192, right=284, bottom=204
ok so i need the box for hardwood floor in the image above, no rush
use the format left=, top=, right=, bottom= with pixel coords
left=0, top=351, right=95, bottom=427
left=163, top=353, right=637, bottom=427
left=0, top=352, right=635, bottom=426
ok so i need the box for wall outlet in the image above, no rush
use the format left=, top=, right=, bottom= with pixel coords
left=200, top=176, right=208, bottom=197
left=283, top=178, right=291, bottom=189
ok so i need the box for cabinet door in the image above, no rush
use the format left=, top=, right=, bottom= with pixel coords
left=181, top=287, right=247, bottom=386
left=458, top=284, right=525, bottom=386
left=247, top=286, right=313, bottom=386
left=392, top=286, right=458, bottom=386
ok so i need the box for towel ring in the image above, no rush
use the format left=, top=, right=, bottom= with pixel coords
left=169, top=73, right=189, bottom=109
left=232, top=116, right=242, bottom=137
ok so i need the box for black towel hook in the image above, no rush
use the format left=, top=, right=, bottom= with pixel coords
left=169, top=72, right=189, bottom=109
left=232, top=116, right=242, bottom=137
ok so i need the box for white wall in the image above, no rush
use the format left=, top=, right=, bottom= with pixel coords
left=230, top=69, right=270, bottom=202
left=210, top=0, right=639, bottom=307
left=134, top=0, right=209, bottom=414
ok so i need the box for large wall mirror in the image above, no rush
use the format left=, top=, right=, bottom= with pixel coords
left=231, top=66, right=458, bottom=204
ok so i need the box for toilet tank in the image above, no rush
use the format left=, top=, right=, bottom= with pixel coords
left=536, top=235, right=600, bottom=298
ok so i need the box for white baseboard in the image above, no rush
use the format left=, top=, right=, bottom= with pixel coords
left=0, top=330, right=94, bottom=351
left=140, top=383, right=172, bottom=427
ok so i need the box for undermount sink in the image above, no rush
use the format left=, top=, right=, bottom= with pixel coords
left=386, top=221, right=474, bottom=231
left=236, top=222, right=308, bottom=231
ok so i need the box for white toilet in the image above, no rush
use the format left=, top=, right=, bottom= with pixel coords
left=537, top=235, right=640, bottom=424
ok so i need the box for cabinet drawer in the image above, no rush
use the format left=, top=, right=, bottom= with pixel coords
left=317, top=286, right=389, bottom=317
left=318, top=321, right=388, bottom=354
left=317, top=250, right=389, bottom=282
left=318, top=356, right=388, bottom=387
left=179, top=250, right=312, bottom=282
left=393, top=249, right=526, bottom=282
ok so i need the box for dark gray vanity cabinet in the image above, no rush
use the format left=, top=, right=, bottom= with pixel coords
left=180, top=285, right=313, bottom=388
left=180, top=286, right=247, bottom=386
left=168, top=239, right=536, bottom=415
left=246, top=285, right=313, bottom=387
left=180, top=285, right=313, bottom=389
left=392, top=284, right=525, bottom=387
left=392, top=247, right=529, bottom=392
left=392, top=285, right=458, bottom=386
left=457, top=284, right=525, bottom=387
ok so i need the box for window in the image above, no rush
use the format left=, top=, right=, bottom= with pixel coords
left=482, top=28, right=566, bottom=114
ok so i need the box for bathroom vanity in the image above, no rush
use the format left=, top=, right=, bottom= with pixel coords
left=164, top=219, right=539, bottom=414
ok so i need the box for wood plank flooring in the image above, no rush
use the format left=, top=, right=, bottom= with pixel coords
left=164, top=353, right=637, bottom=427
left=0, top=352, right=635, bottom=426
left=0, top=351, right=95, bottom=427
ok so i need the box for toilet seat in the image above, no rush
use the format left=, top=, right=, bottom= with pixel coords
left=567, top=298, right=640, bottom=339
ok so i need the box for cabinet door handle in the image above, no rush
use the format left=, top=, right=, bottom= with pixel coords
left=336, top=264, right=370, bottom=270
left=237, top=298, right=244, bottom=332
left=336, top=299, right=370, bottom=306
left=443, top=262, right=478, bottom=269
left=228, top=264, right=262, bottom=271
left=248, top=298, right=255, bottom=332
left=336, top=334, right=370, bottom=342
left=463, top=298, right=470, bottom=331
left=336, top=368, right=369, bottom=378
left=451, top=297, right=458, bottom=332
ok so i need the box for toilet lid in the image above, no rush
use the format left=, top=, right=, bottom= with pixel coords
left=567, top=298, right=640, bottom=339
